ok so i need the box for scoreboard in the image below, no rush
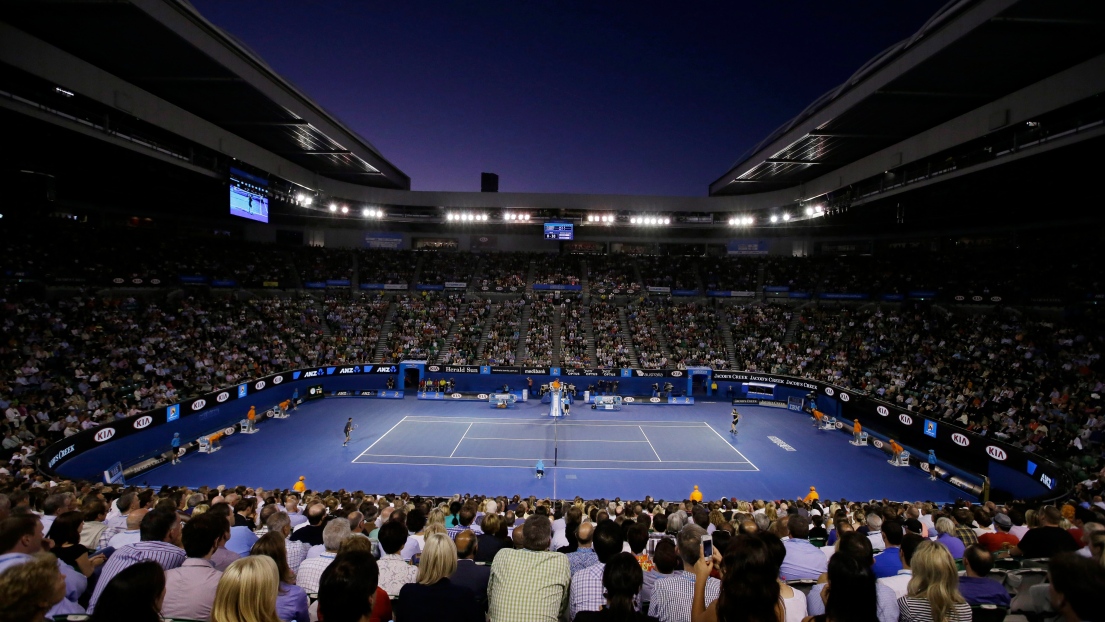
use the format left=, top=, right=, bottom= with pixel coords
left=543, top=222, right=574, bottom=240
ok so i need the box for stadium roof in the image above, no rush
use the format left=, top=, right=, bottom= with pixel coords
left=710, top=0, right=1105, bottom=196
left=0, top=0, right=410, bottom=190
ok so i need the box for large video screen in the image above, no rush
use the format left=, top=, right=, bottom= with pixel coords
left=544, top=222, right=574, bottom=240
left=229, top=167, right=269, bottom=223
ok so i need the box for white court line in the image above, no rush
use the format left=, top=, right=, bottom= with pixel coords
left=700, top=422, right=761, bottom=472
left=351, top=459, right=760, bottom=472
left=639, top=426, right=663, bottom=462
left=449, top=423, right=474, bottom=458
left=352, top=416, right=409, bottom=462
left=360, top=453, right=750, bottom=464
left=399, top=419, right=705, bottom=428
left=463, top=437, right=650, bottom=443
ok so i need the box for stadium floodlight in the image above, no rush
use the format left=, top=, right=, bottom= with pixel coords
left=746, top=216, right=754, bottom=226
left=341, top=206, right=349, bottom=214
left=524, top=214, right=530, bottom=221
left=329, top=203, right=338, bottom=212
left=770, top=215, right=779, bottom=223
left=815, top=204, right=824, bottom=214
left=805, top=206, right=814, bottom=216
left=363, top=208, right=370, bottom=217
left=782, top=213, right=790, bottom=221
left=303, top=197, right=313, bottom=206
left=664, top=217, right=671, bottom=225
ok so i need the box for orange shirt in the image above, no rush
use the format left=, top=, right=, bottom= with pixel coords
left=890, top=441, right=903, bottom=454
left=690, top=488, right=703, bottom=502
left=280, top=400, right=291, bottom=410
left=804, top=490, right=819, bottom=504
left=293, top=480, right=306, bottom=493
left=209, top=432, right=222, bottom=443
left=813, top=409, right=824, bottom=421
left=853, top=421, right=862, bottom=434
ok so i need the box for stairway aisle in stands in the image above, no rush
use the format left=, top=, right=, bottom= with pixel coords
left=582, top=301, right=598, bottom=364
left=781, top=302, right=811, bottom=347
left=718, top=302, right=738, bottom=369
left=409, top=254, right=426, bottom=289
left=475, top=301, right=499, bottom=360
left=516, top=298, right=532, bottom=363
left=350, top=251, right=360, bottom=293
left=616, top=305, right=641, bottom=368
left=524, top=258, right=537, bottom=291
left=551, top=303, right=563, bottom=367
left=370, top=297, right=399, bottom=364
left=647, top=303, right=673, bottom=362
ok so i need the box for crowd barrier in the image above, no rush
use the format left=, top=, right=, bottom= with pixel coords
left=37, top=364, right=1068, bottom=502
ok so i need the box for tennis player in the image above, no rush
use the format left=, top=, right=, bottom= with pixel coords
left=343, top=417, right=356, bottom=446
left=730, top=408, right=740, bottom=435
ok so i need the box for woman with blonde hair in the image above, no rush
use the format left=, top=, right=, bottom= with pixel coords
left=426, top=507, right=447, bottom=529
left=0, top=553, right=67, bottom=622
left=396, top=533, right=482, bottom=622
left=212, top=555, right=282, bottom=622
left=765, top=504, right=778, bottom=522
left=897, top=541, right=971, bottom=622
left=250, top=532, right=309, bottom=622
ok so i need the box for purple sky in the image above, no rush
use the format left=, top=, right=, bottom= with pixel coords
left=191, top=1, right=946, bottom=196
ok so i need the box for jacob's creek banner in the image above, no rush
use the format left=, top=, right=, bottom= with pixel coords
left=39, top=365, right=1066, bottom=500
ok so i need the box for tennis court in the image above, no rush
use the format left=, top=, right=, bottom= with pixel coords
left=353, top=415, right=759, bottom=471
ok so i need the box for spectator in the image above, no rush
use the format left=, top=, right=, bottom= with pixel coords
left=808, top=532, right=900, bottom=622
left=266, top=511, right=308, bottom=574
left=933, top=518, right=966, bottom=560
left=977, top=513, right=1019, bottom=554
left=211, top=556, right=282, bottom=622
left=567, top=521, right=600, bottom=576
left=0, top=552, right=66, bottom=622
left=89, top=508, right=184, bottom=611
left=376, top=519, right=418, bottom=598
left=780, top=513, right=828, bottom=580
left=475, top=512, right=509, bottom=564
left=1047, top=552, right=1105, bottom=622
left=570, top=519, right=626, bottom=619
left=290, top=503, right=327, bottom=547
left=0, top=515, right=85, bottom=615
left=452, top=529, right=491, bottom=611
left=896, top=541, right=971, bottom=622
left=653, top=524, right=720, bottom=622
left=47, top=510, right=105, bottom=577
left=488, top=514, right=570, bottom=622
left=878, top=533, right=925, bottom=600
left=871, top=518, right=904, bottom=579
left=1011, top=505, right=1080, bottom=558
left=691, top=532, right=777, bottom=622
left=958, top=545, right=1010, bottom=607
left=89, top=560, right=166, bottom=622
left=317, top=550, right=379, bottom=622
left=760, top=532, right=808, bottom=622
left=397, top=532, right=482, bottom=622
left=575, top=552, right=659, bottom=622
left=107, top=507, right=147, bottom=549
left=251, top=532, right=310, bottom=622
left=296, top=517, right=349, bottom=593
left=162, top=512, right=224, bottom=621
left=817, top=550, right=880, bottom=622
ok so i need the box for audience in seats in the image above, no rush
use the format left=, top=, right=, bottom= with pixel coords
left=2, top=482, right=1105, bottom=621
left=896, top=540, right=972, bottom=622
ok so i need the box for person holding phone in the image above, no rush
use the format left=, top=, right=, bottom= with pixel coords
left=692, top=533, right=782, bottom=622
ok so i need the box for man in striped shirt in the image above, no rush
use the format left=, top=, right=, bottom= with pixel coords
left=650, top=524, right=720, bottom=622
left=89, top=508, right=185, bottom=612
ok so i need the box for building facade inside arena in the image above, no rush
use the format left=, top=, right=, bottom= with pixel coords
left=1, top=0, right=1104, bottom=509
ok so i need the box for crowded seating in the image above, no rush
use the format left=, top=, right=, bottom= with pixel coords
left=2, top=481, right=1103, bottom=622
left=358, top=250, right=417, bottom=286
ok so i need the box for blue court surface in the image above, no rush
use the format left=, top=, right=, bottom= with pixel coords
left=143, top=396, right=969, bottom=502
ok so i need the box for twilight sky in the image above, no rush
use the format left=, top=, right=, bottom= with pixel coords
left=190, top=1, right=946, bottom=196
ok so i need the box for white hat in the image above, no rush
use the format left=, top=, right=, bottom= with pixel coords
left=810, top=509, right=822, bottom=516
